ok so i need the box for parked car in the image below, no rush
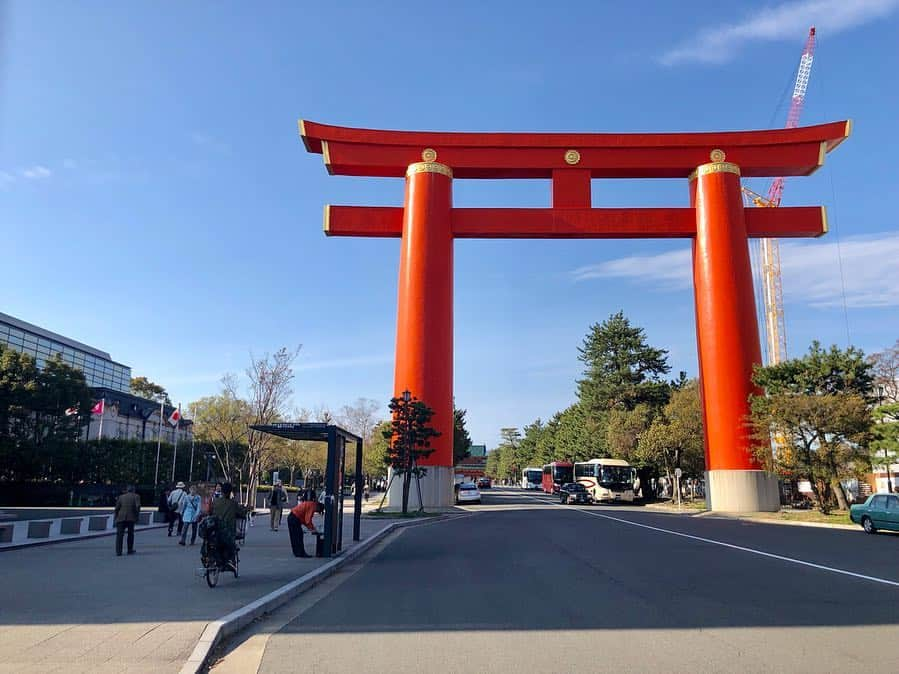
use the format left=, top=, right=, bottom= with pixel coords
left=477, top=477, right=492, bottom=489
left=850, top=493, right=899, bottom=534
left=559, top=482, right=590, bottom=505
left=455, top=482, right=481, bottom=505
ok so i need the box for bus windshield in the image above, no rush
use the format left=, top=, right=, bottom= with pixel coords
left=525, top=469, right=542, bottom=483
left=553, top=465, right=574, bottom=484
left=599, top=466, right=633, bottom=485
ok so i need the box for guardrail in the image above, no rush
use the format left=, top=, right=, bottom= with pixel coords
left=0, top=511, right=169, bottom=550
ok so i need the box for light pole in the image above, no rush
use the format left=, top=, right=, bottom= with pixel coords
left=877, top=385, right=893, bottom=493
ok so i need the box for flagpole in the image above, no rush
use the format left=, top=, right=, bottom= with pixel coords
left=171, top=403, right=180, bottom=482
left=188, top=414, right=195, bottom=483
left=97, top=398, right=104, bottom=441
left=154, top=398, right=163, bottom=488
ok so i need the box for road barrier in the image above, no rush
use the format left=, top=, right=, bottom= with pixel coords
left=0, top=513, right=167, bottom=551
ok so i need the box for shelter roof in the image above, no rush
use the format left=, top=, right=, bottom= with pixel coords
left=250, top=422, right=362, bottom=443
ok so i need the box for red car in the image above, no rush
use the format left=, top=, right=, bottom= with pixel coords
left=476, top=477, right=492, bottom=489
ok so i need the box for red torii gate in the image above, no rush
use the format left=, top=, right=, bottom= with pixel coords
left=300, top=119, right=850, bottom=511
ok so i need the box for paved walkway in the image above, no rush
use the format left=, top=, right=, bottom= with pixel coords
left=0, top=513, right=393, bottom=673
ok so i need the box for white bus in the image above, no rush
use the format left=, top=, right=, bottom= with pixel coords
left=521, top=467, right=543, bottom=490
left=574, top=459, right=637, bottom=503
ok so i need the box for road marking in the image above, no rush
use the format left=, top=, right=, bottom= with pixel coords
left=522, top=492, right=899, bottom=589
left=582, top=507, right=899, bottom=588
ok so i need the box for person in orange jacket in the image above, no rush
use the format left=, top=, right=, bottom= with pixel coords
left=287, top=498, right=324, bottom=557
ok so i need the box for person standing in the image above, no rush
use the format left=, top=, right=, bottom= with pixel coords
left=269, top=480, right=287, bottom=531
left=168, top=481, right=187, bottom=537
left=287, top=499, right=324, bottom=558
left=114, top=484, right=140, bottom=556
left=179, top=485, right=202, bottom=546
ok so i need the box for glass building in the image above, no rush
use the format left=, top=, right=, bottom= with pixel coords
left=0, top=311, right=132, bottom=392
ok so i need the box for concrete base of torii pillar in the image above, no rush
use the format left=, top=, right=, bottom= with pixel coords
left=386, top=466, right=455, bottom=510
left=706, top=470, right=780, bottom=512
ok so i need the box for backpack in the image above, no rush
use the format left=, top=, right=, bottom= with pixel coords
left=168, top=489, right=186, bottom=513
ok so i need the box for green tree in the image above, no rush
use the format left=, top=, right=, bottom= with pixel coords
left=383, top=394, right=440, bottom=513
left=189, top=389, right=251, bottom=486
left=606, top=404, right=653, bottom=465
left=0, top=344, right=40, bottom=443
left=555, top=403, right=605, bottom=462
left=364, top=420, right=391, bottom=478
left=453, top=406, right=473, bottom=465
left=577, top=311, right=671, bottom=413
left=751, top=342, right=874, bottom=513
left=32, top=355, right=93, bottom=446
left=871, top=403, right=899, bottom=492
left=637, top=381, right=705, bottom=484
left=130, top=376, right=171, bottom=404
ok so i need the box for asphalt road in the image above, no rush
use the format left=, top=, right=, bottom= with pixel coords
left=255, top=488, right=899, bottom=673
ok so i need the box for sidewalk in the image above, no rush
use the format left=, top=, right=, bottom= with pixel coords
left=0, top=513, right=396, bottom=674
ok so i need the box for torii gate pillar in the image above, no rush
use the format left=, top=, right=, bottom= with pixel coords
left=389, top=162, right=456, bottom=509
left=691, top=160, right=780, bottom=511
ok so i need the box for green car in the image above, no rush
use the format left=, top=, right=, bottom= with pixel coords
left=849, top=493, right=899, bottom=534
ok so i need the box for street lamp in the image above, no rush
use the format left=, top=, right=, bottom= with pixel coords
left=876, top=385, right=893, bottom=493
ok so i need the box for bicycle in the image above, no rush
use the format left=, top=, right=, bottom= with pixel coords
left=199, top=516, right=246, bottom=588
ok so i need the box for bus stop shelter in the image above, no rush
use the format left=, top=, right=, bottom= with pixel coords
left=249, top=422, right=364, bottom=557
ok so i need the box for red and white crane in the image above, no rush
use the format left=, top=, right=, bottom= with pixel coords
left=745, top=27, right=817, bottom=365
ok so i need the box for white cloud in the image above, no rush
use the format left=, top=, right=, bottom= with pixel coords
left=571, top=248, right=692, bottom=287
left=571, top=232, right=899, bottom=309
left=22, top=165, right=52, bottom=179
left=661, top=0, right=899, bottom=66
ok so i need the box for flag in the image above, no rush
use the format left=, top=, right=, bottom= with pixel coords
left=90, top=400, right=105, bottom=415
left=167, top=406, right=182, bottom=427
left=65, top=405, right=80, bottom=417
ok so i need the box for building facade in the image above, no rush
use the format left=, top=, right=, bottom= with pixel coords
left=85, top=387, right=192, bottom=443
left=0, top=311, right=191, bottom=443
left=0, top=311, right=131, bottom=392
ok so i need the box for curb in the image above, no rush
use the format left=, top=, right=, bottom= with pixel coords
left=0, top=523, right=169, bottom=551
left=178, top=517, right=440, bottom=674
left=702, top=515, right=859, bottom=531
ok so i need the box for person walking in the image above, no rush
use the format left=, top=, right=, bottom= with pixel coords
left=168, top=481, right=187, bottom=537
left=287, top=498, right=324, bottom=558
left=114, top=484, right=140, bottom=556
left=179, top=485, right=202, bottom=546
left=269, top=480, right=287, bottom=531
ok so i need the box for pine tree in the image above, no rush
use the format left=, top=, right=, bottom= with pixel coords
left=576, top=311, right=671, bottom=414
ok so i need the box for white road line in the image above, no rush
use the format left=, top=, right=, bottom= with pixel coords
left=524, top=492, right=899, bottom=589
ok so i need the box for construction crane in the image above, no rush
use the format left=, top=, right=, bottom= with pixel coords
left=746, top=27, right=817, bottom=365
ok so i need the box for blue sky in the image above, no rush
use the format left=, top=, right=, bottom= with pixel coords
left=3, top=0, right=898, bottom=448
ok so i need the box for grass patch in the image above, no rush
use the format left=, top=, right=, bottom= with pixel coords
left=645, top=499, right=707, bottom=511
left=754, top=509, right=853, bottom=526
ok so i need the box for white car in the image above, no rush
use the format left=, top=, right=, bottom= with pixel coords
left=455, top=482, right=481, bottom=505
